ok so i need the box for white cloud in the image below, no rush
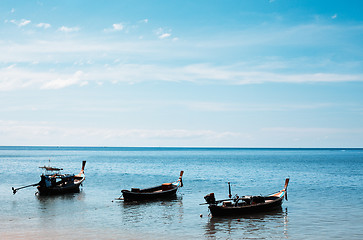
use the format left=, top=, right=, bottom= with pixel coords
left=331, top=14, right=337, bottom=19
left=112, top=23, right=124, bottom=31
left=36, top=23, right=51, bottom=29
left=0, top=66, right=87, bottom=90
left=9, top=19, right=31, bottom=27
left=58, top=26, right=80, bottom=33
left=184, top=101, right=335, bottom=112
left=104, top=23, right=125, bottom=32
left=142, top=19, right=149, bottom=23
left=1, top=63, right=362, bottom=91
left=156, top=27, right=172, bottom=39
left=0, top=21, right=362, bottom=90
left=19, top=19, right=31, bottom=26
left=256, top=127, right=363, bottom=147
left=40, top=70, right=87, bottom=89
left=2, top=117, right=362, bottom=147
left=0, top=120, right=239, bottom=146
left=261, top=127, right=363, bottom=135
left=159, top=33, right=171, bottom=39
left=7, top=64, right=16, bottom=69
left=1, top=120, right=362, bottom=147
left=108, top=129, right=239, bottom=140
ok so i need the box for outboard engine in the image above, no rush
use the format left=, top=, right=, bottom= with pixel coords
left=204, top=193, right=216, bottom=204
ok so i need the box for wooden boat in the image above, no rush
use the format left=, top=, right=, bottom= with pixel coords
left=12, top=161, right=86, bottom=196
left=119, top=171, right=184, bottom=201
left=204, top=178, right=289, bottom=217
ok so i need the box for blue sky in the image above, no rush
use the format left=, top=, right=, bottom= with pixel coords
left=0, top=0, right=362, bottom=147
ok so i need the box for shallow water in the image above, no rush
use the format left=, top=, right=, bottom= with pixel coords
left=1, top=147, right=363, bottom=239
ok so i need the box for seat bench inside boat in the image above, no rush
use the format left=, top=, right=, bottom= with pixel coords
left=130, top=183, right=174, bottom=193
left=231, top=195, right=278, bottom=207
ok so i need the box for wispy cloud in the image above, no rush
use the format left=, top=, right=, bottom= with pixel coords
left=184, top=101, right=335, bottom=112
left=159, top=33, right=171, bottom=39
left=1, top=63, right=362, bottom=91
left=0, top=66, right=88, bottom=90
left=58, top=26, right=80, bottom=33
left=331, top=14, right=337, bottom=19
left=156, top=28, right=172, bottom=39
left=257, top=127, right=363, bottom=147
left=36, top=23, right=51, bottom=29
left=1, top=21, right=362, bottom=90
left=261, top=127, right=363, bottom=135
left=19, top=19, right=31, bottom=27
left=40, top=70, right=88, bottom=89
left=9, top=19, right=31, bottom=27
left=104, top=22, right=125, bottom=32
left=1, top=120, right=362, bottom=147
left=0, top=120, right=239, bottom=146
left=112, top=23, right=124, bottom=31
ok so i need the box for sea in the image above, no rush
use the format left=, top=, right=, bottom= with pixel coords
left=1, top=147, right=363, bottom=239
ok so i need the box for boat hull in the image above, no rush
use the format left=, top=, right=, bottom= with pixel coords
left=122, top=185, right=178, bottom=201
left=37, top=177, right=85, bottom=196
left=209, top=197, right=283, bottom=217
left=207, top=178, right=289, bottom=217
left=12, top=161, right=86, bottom=196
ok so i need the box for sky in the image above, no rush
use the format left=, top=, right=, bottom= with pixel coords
left=0, top=0, right=362, bottom=147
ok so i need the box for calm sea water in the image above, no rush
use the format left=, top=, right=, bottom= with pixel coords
left=1, top=147, right=363, bottom=239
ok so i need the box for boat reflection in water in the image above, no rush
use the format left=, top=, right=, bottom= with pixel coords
left=37, top=191, right=86, bottom=213
left=204, top=207, right=289, bottom=239
left=118, top=196, right=184, bottom=227
left=35, top=192, right=87, bottom=232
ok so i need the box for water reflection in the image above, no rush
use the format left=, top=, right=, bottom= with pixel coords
left=36, top=192, right=86, bottom=223
left=37, top=191, right=85, bottom=205
left=205, top=207, right=288, bottom=239
left=117, top=196, right=184, bottom=227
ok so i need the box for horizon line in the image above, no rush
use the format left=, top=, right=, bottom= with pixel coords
left=0, top=146, right=362, bottom=150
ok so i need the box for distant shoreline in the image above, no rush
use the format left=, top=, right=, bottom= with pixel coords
left=0, top=146, right=362, bottom=151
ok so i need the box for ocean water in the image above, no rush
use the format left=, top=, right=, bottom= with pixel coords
left=1, top=147, right=363, bottom=239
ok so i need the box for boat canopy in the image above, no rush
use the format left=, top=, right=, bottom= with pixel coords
left=39, top=166, right=63, bottom=171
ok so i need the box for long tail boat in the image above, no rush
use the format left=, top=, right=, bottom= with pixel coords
left=204, top=178, right=289, bottom=217
left=119, top=171, right=184, bottom=201
left=12, top=161, right=86, bottom=196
